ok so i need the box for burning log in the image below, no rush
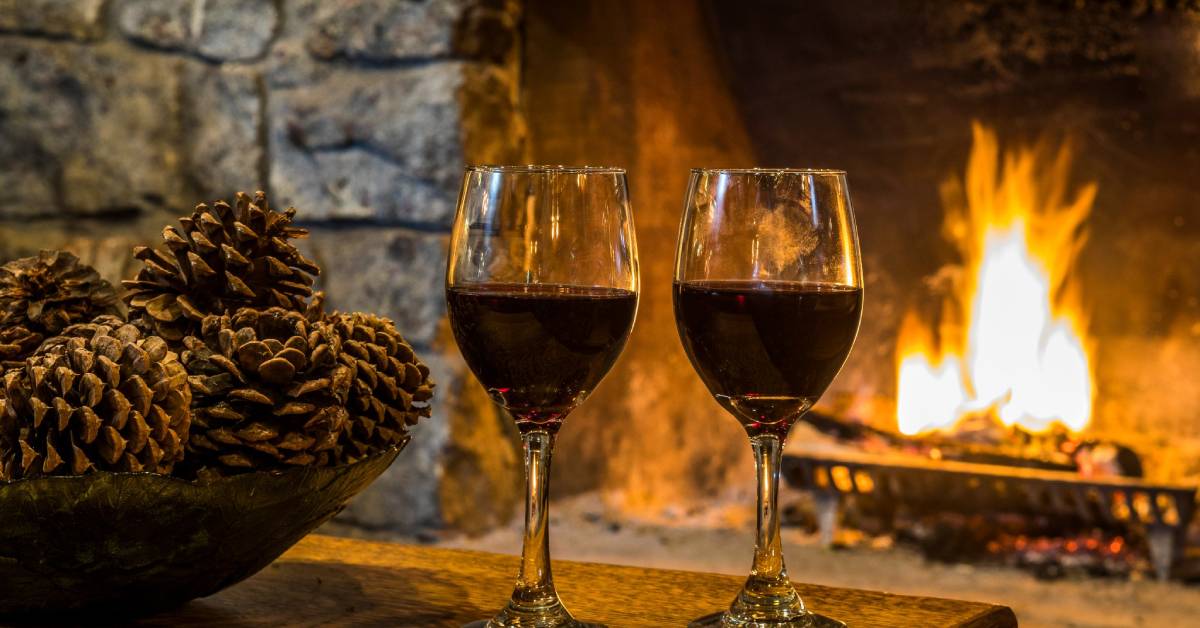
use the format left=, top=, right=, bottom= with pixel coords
left=801, top=411, right=1142, bottom=478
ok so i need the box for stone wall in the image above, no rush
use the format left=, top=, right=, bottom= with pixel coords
left=0, top=0, right=526, bottom=534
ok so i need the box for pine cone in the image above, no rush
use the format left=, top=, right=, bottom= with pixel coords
left=0, top=251, right=120, bottom=367
left=180, top=307, right=352, bottom=478
left=34, top=314, right=139, bottom=353
left=0, top=327, right=42, bottom=371
left=0, top=320, right=191, bottom=480
left=329, top=312, right=433, bottom=461
left=122, top=191, right=321, bottom=343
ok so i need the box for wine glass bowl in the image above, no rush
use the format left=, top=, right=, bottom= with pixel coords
left=674, top=169, right=862, bottom=627
left=447, top=165, right=638, bottom=628
left=446, top=283, right=637, bottom=432
left=673, top=280, right=862, bottom=437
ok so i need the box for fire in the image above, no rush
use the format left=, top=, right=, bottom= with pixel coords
left=896, top=123, right=1096, bottom=436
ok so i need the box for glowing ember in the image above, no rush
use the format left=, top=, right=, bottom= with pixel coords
left=896, top=123, right=1096, bottom=436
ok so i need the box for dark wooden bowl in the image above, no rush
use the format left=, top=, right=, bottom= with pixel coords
left=0, top=445, right=403, bottom=617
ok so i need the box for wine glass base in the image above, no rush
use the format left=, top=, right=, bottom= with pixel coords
left=463, top=620, right=606, bottom=628
left=688, top=611, right=846, bottom=628
left=463, top=599, right=604, bottom=628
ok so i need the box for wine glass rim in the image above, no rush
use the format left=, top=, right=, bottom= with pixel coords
left=691, top=167, right=847, bottom=175
left=466, top=164, right=626, bottom=174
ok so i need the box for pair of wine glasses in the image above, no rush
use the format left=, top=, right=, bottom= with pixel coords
left=446, top=166, right=862, bottom=628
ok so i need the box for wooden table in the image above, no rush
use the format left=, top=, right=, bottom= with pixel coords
left=134, top=535, right=1016, bottom=627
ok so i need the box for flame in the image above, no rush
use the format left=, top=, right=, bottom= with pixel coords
left=895, top=311, right=966, bottom=435
left=896, top=123, right=1096, bottom=436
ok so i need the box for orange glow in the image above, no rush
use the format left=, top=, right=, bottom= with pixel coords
left=896, top=123, right=1096, bottom=436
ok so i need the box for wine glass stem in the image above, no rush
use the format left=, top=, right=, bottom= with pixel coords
left=726, top=433, right=806, bottom=620
left=512, top=429, right=560, bottom=611
left=751, top=434, right=788, bottom=583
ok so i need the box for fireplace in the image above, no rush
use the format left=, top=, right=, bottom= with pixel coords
left=504, top=0, right=1200, bottom=585
left=698, top=0, right=1200, bottom=469
left=762, top=114, right=1200, bottom=580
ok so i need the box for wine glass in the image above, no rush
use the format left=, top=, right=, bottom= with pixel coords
left=674, top=169, right=862, bottom=627
left=446, top=165, right=639, bottom=628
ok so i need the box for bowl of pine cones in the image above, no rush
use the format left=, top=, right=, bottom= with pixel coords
left=0, top=193, right=434, bottom=616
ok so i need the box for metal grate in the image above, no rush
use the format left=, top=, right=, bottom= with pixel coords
left=782, top=449, right=1198, bottom=581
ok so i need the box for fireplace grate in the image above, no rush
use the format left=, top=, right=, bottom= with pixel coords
left=782, top=449, right=1198, bottom=581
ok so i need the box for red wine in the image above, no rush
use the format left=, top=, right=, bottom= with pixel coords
left=447, top=283, right=637, bottom=432
left=673, top=280, right=862, bottom=436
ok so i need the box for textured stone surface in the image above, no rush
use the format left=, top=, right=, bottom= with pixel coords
left=264, top=39, right=331, bottom=88
left=0, top=40, right=187, bottom=217
left=303, top=226, right=448, bottom=349
left=182, top=64, right=263, bottom=198
left=305, top=0, right=460, bottom=61
left=116, top=0, right=193, bottom=50
left=0, top=131, right=58, bottom=218
left=194, top=0, right=277, bottom=61
left=117, top=0, right=277, bottom=61
left=269, top=59, right=523, bottom=226
left=304, top=0, right=518, bottom=63
left=270, top=63, right=470, bottom=225
left=2, top=2, right=522, bottom=226
left=0, top=0, right=105, bottom=40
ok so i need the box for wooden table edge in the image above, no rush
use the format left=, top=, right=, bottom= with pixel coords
left=167, top=534, right=1018, bottom=628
